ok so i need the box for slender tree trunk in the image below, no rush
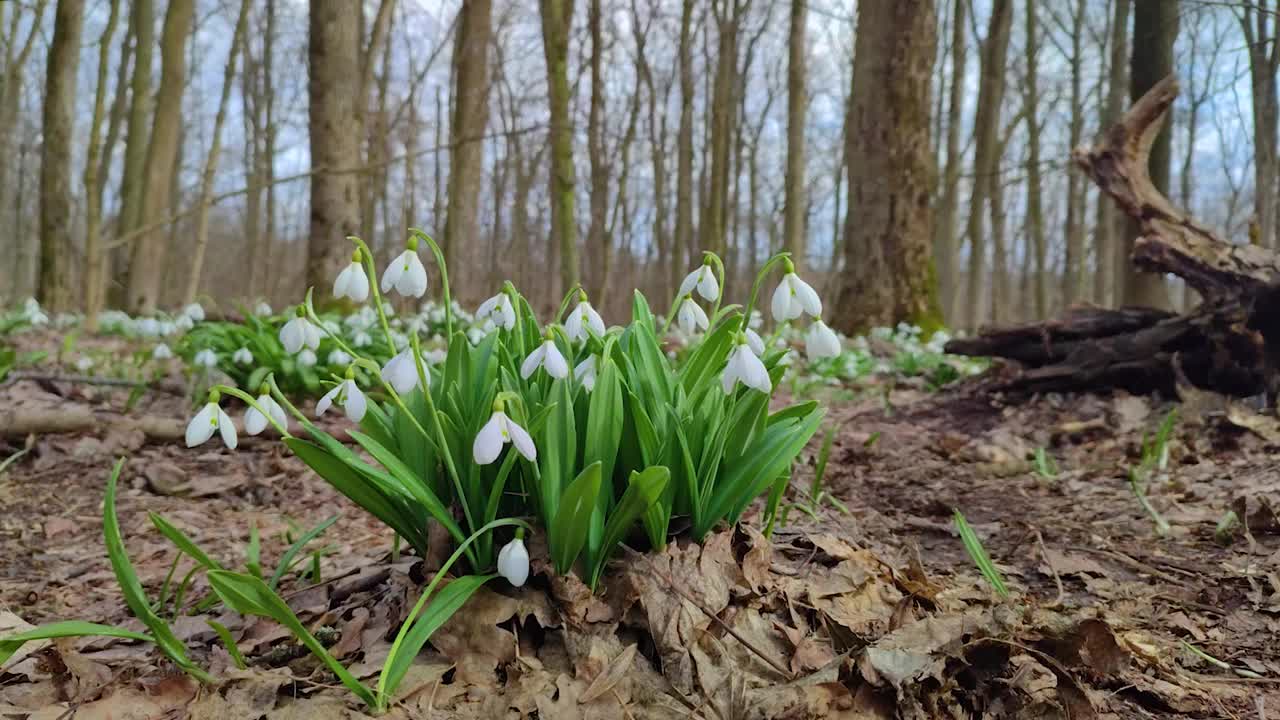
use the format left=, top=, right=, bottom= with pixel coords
left=1094, top=0, right=1129, bottom=306
left=673, top=0, right=696, bottom=292
left=82, top=0, right=122, bottom=329
left=183, top=0, right=251, bottom=304
left=1062, top=0, right=1086, bottom=305
left=833, top=0, right=940, bottom=334
left=262, top=0, right=278, bottom=302
left=118, top=0, right=152, bottom=238
left=963, top=0, right=1012, bottom=329
left=443, top=0, right=493, bottom=289
left=1123, top=0, right=1175, bottom=308
left=37, top=0, right=85, bottom=310
left=539, top=0, right=579, bottom=293
left=1021, top=0, right=1047, bottom=319
left=700, top=0, right=740, bottom=259
left=989, top=134, right=1009, bottom=324
left=1240, top=2, right=1280, bottom=249
left=307, top=0, right=362, bottom=292
left=586, top=0, right=610, bottom=299
left=3, top=0, right=50, bottom=301
left=357, top=0, right=395, bottom=246
left=938, top=0, right=965, bottom=318
left=783, top=0, right=807, bottom=273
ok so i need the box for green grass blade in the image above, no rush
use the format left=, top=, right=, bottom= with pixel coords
left=268, top=514, right=340, bottom=590
left=1, top=622, right=152, bottom=666
left=952, top=510, right=1010, bottom=598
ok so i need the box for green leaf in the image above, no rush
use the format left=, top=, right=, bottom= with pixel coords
left=589, top=467, right=669, bottom=588
left=379, top=574, right=494, bottom=701
left=0, top=622, right=153, bottom=667
left=206, top=619, right=247, bottom=669
left=207, top=570, right=377, bottom=707
left=148, top=513, right=225, bottom=572
left=952, top=511, right=1010, bottom=598
left=268, top=514, right=340, bottom=590
left=349, top=430, right=466, bottom=545
left=582, top=353, right=624, bottom=565
left=245, top=523, right=262, bottom=578
left=549, top=461, right=602, bottom=574
left=538, top=379, right=577, bottom=522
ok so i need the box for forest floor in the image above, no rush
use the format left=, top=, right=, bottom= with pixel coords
left=1, top=331, right=1279, bottom=719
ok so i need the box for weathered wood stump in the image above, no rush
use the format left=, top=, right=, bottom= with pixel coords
left=947, top=75, right=1280, bottom=398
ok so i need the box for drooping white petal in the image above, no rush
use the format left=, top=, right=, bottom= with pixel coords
left=473, top=413, right=507, bottom=464
left=380, top=252, right=406, bottom=293
left=496, top=297, right=516, bottom=329
left=738, top=347, right=772, bottom=393
left=280, top=318, right=304, bottom=353
left=497, top=538, right=530, bottom=587
left=334, top=262, right=369, bottom=302
left=745, top=328, right=765, bottom=356
left=564, top=305, right=584, bottom=341
left=677, top=299, right=708, bottom=335
left=244, top=406, right=268, bottom=436
left=678, top=269, right=701, bottom=298
left=696, top=267, right=719, bottom=301
left=185, top=403, right=218, bottom=447
left=805, top=321, right=841, bottom=360
left=574, top=355, right=597, bottom=392
left=387, top=251, right=429, bottom=298
left=316, top=384, right=342, bottom=417
left=297, top=349, right=317, bottom=367
left=520, top=343, right=546, bottom=379
left=583, top=303, right=606, bottom=336
left=152, top=343, right=173, bottom=360
left=381, top=349, right=419, bottom=394
left=791, top=274, right=822, bottom=317
left=721, top=344, right=746, bottom=394
left=267, top=397, right=288, bottom=429
left=477, top=294, right=500, bottom=319
left=343, top=380, right=367, bottom=422
left=772, top=276, right=803, bottom=321
left=506, top=417, right=537, bottom=461
left=303, top=320, right=322, bottom=350
left=542, top=341, right=569, bottom=378
left=216, top=408, right=238, bottom=449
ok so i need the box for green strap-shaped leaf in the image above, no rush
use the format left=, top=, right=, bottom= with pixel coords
left=590, top=467, right=670, bottom=588
left=549, top=462, right=602, bottom=574
left=1, top=622, right=153, bottom=667
left=148, top=513, right=225, bottom=571
left=379, top=574, right=494, bottom=701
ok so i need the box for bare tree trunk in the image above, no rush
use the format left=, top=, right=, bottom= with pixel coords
left=2, top=0, right=49, bottom=301
left=700, top=0, right=741, bottom=259
left=539, top=0, right=579, bottom=294
left=262, top=0, right=278, bottom=302
left=633, top=0, right=668, bottom=297
left=963, top=0, right=1012, bottom=330
left=443, top=0, right=493, bottom=290
left=989, top=132, right=1009, bottom=324
left=1240, top=1, right=1280, bottom=249
left=1021, top=0, right=1047, bottom=319
left=1122, top=0, right=1175, bottom=308
left=783, top=0, right=807, bottom=273
left=307, top=0, right=362, bottom=293
left=357, top=0, right=395, bottom=246
left=183, top=0, right=251, bottom=305
left=118, top=0, right=151, bottom=238
left=82, top=0, right=122, bottom=329
left=242, top=30, right=263, bottom=300
left=38, top=0, right=85, bottom=311
left=937, top=0, right=965, bottom=318
left=672, top=0, right=697, bottom=293
left=833, top=0, right=940, bottom=334
left=586, top=0, right=610, bottom=298
left=125, top=0, right=193, bottom=313
left=1094, top=0, right=1129, bottom=306
left=1061, top=0, right=1087, bottom=305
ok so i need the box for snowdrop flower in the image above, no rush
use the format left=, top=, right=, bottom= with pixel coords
left=521, top=335, right=569, bottom=379
left=182, top=303, right=206, bottom=323
left=333, top=251, right=370, bottom=302
left=75, top=356, right=94, bottom=373
left=295, top=349, right=316, bottom=368
left=476, top=292, right=516, bottom=331
left=473, top=403, right=536, bottom=464
left=232, top=347, right=254, bottom=365
left=381, top=238, right=429, bottom=298
left=745, top=328, right=766, bottom=356
left=805, top=320, right=841, bottom=360
left=136, top=317, right=159, bottom=337
left=186, top=392, right=237, bottom=449
left=497, top=534, right=530, bottom=587
left=564, top=293, right=605, bottom=342
left=316, top=374, right=367, bottom=422
left=722, top=335, right=771, bottom=394
left=152, top=343, right=173, bottom=360
left=352, top=330, right=373, bottom=348
left=574, top=355, right=598, bottom=392
left=466, top=327, right=486, bottom=346
left=280, top=309, right=321, bottom=354
left=679, top=262, right=719, bottom=301
left=174, top=314, right=195, bottom=332
left=244, top=391, right=287, bottom=436
left=254, top=301, right=273, bottom=316
left=28, top=308, right=49, bottom=326
left=771, top=262, right=822, bottom=322
left=193, top=349, right=218, bottom=368
left=22, top=298, right=40, bottom=315
left=159, top=320, right=178, bottom=336
left=327, top=349, right=352, bottom=367
left=424, top=348, right=448, bottom=365
left=381, top=348, right=421, bottom=394
left=676, top=296, right=709, bottom=336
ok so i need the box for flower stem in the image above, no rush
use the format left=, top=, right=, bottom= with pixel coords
left=743, top=252, right=793, bottom=328
left=410, top=229, right=453, bottom=339
left=211, top=384, right=291, bottom=437
left=348, top=236, right=398, bottom=358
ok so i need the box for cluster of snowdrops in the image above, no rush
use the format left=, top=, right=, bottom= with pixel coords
left=183, top=231, right=835, bottom=592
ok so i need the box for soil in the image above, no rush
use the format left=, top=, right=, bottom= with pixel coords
left=2, top=338, right=1279, bottom=718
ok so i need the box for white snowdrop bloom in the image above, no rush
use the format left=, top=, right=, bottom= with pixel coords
left=152, top=343, right=173, bottom=360
left=574, top=355, right=598, bottom=392
left=193, top=349, right=218, bottom=368
left=744, top=328, right=766, bottom=356
left=174, top=314, right=195, bottom=332
left=676, top=297, right=709, bottom=336
left=333, top=255, right=370, bottom=302
left=136, top=317, right=159, bottom=337
left=244, top=394, right=287, bottom=436
left=254, top=301, right=273, bottom=316
left=424, top=348, right=448, bottom=365
left=805, top=321, right=842, bottom=360
left=352, top=331, right=373, bottom=348
left=75, top=356, right=94, bottom=373
left=27, top=307, right=49, bottom=326
left=497, top=537, right=530, bottom=587
left=722, top=339, right=772, bottom=394
left=392, top=332, right=411, bottom=351
left=232, top=347, right=254, bottom=365
left=771, top=271, right=822, bottom=322
left=521, top=338, right=569, bottom=379
left=678, top=264, right=719, bottom=301
left=476, top=293, right=516, bottom=331
left=186, top=398, right=237, bottom=449
left=564, top=299, right=605, bottom=342
left=381, top=348, right=421, bottom=394
left=22, top=298, right=40, bottom=315
left=316, top=378, right=367, bottom=422
left=466, top=327, right=486, bottom=346
left=473, top=410, right=536, bottom=464
left=297, top=349, right=318, bottom=367
left=327, top=349, right=352, bottom=366
left=870, top=326, right=893, bottom=341
left=159, top=320, right=178, bottom=336
left=182, top=303, right=206, bottom=323
left=280, top=314, right=321, bottom=354
left=381, top=245, right=429, bottom=298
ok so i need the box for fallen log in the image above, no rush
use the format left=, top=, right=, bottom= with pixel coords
left=947, top=75, right=1280, bottom=399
